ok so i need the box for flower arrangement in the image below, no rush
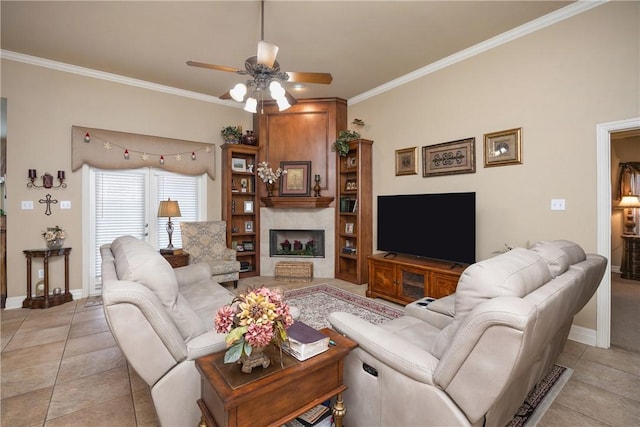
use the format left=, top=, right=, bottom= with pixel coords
left=214, top=287, right=294, bottom=364
left=221, top=126, right=242, bottom=143
left=256, top=161, right=287, bottom=184
left=42, top=226, right=66, bottom=242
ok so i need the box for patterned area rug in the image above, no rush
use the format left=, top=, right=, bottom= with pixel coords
left=284, top=284, right=572, bottom=427
left=284, top=284, right=404, bottom=329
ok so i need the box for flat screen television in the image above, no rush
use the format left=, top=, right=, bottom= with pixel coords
left=377, top=192, right=476, bottom=265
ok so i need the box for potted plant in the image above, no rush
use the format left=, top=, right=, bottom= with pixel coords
left=332, top=130, right=360, bottom=157
left=221, top=126, right=243, bottom=144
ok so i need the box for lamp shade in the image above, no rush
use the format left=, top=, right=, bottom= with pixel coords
left=618, top=195, right=640, bottom=208
left=157, top=199, right=182, bottom=218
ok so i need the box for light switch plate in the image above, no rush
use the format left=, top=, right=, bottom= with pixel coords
left=60, top=201, right=71, bottom=209
left=21, top=200, right=34, bottom=210
left=550, top=199, right=566, bottom=211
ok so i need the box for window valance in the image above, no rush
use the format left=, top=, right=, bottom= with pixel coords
left=72, top=126, right=215, bottom=179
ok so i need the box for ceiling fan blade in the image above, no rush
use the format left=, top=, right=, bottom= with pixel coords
left=186, top=61, right=242, bottom=74
left=257, top=41, right=279, bottom=67
left=219, top=91, right=232, bottom=100
left=285, top=72, right=333, bottom=84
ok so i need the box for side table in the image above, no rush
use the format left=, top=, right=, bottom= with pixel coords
left=620, top=235, right=640, bottom=280
left=196, top=328, right=357, bottom=427
left=160, top=251, right=189, bottom=268
left=23, top=247, right=73, bottom=309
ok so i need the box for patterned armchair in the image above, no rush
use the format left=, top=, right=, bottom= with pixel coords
left=180, top=221, right=240, bottom=288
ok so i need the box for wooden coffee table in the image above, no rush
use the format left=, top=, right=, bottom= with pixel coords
left=196, top=328, right=357, bottom=427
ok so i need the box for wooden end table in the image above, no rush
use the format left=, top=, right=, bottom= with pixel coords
left=196, top=328, right=357, bottom=427
left=23, top=247, right=73, bottom=309
left=160, top=250, right=189, bottom=268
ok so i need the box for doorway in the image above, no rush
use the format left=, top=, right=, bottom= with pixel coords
left=596, top=118, right=640, bottom=349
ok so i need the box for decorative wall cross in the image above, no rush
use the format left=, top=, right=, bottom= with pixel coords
left=39, top=194, right=58, bottom=216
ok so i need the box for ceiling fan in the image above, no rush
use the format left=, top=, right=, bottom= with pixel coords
left=186, top=0, right=333, bottom=112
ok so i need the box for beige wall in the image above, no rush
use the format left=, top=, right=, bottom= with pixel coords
left=1, top=60, right=249, bottom=303
left=348, top=2, right=639, bottom=329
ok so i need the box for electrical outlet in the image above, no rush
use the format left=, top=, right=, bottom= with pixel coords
left=21, top=200, right=34, bottom=210
left=550, top=199, right=566, bottom=211
left=60, top=200, right=71, bottom=209
left=38, top=269, right=44, bottom=279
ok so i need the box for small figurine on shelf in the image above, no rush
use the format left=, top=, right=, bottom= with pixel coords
left=313, top=174, right=321, bottom=197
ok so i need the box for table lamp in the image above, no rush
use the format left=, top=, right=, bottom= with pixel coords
left=157, top=198, right=182, bottom=253
left=618, top=194, right=640, bottom=235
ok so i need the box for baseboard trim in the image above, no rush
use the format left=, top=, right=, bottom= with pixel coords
left=568, top=324, right=597, bottom=346
left=4, top=289, right=84, bottom=310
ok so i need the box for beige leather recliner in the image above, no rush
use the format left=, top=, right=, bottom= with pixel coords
left=329, top=240, right=607, bottom=427
left=101, top=235, right=235, bottom=427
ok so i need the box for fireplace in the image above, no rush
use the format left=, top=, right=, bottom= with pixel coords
left=269, top=229, right=325, bottom=258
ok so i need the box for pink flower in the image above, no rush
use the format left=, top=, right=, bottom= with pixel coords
left=214, top=304, right=236, bottom=334
left=245, top=323, right=273, bottom=347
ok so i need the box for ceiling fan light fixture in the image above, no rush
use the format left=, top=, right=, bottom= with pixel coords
left=276, top=96, right=291, bottom=111
left=230, top=83, right=247, bottom=102
left=269, top=80, right=286, bottom=100
left=244, top=97, right=258, bottom=113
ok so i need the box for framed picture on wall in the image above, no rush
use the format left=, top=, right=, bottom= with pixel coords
left=483, top=127, right=523, bottom=167
left=395, top=147, right=418, bottom=176
left=243, top=200, right=254, bottom=213
left=279, top=161, right=311, bottom=196
left=244, top=220, right=254, bottom=233
left=422, top=137, right=476, bottom=177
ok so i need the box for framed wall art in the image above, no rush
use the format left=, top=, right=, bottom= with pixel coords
left=231, top=157, right=247, bottom=172
left=484, top=127, right=522, bottom=167
left=244, top=220, right=254, bottom=233
left=279, top=161, right=311, bottom=196
left=395, top=147, right=418, bottom=176
left=243, top=200, right=254, bottom=213
left=422, top=137, right=476, bottom=177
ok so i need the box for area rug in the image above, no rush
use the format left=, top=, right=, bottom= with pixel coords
left=284, top=284, right=403, bottom=329
left=283, top=283, right=572, bottom=427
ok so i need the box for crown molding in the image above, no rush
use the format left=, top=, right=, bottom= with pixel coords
left=0, top=49, right=240, bottom=108
left=348, top=0, right=607, bottom=105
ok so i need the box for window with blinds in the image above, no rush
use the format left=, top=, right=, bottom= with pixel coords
left=90, top=168, right=203, bottom=292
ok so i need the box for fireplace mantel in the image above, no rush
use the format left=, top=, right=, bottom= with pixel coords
left=260, top=196, right=334, bottom=209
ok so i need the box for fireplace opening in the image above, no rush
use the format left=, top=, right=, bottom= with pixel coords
left=269, top=229, right=325, bottom=258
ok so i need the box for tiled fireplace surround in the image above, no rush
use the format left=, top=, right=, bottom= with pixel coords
left=260, top=208, right=335, bottom=277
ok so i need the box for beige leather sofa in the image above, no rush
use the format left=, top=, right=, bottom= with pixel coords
left=329, top=240, right=607, bottom=427
left=101, top=235, right=234, bottom=427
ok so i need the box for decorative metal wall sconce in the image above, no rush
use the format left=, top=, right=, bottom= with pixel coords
left=27, top=169, right=66, bottom=189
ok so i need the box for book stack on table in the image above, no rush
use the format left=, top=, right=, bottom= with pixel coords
left=282, top=321, right=330, bottom=361
left=286, top=404, right=333, bottom=427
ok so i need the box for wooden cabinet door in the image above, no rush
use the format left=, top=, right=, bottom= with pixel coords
left=430, top=272, right=459, bottom=299
left=368, top=260, right=396, bottom=299
left=398, top=265, right=428, bottom=302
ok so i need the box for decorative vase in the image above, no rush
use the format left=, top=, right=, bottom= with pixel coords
left=265, top=181, right=275, bottom=197
left=281, top=243, right=291, bottom=252
left=223, top=135, right=240, bottom=144
left=239, top=346, right=270, bottom=373
left=242, top=130, right=258, bottom=146
left=47, top=239, right=64, bottom=250
left=293, top=242, right=303, bottom=251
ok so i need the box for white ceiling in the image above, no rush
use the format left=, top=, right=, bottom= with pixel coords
left=2, top=1, right=575, bottom=104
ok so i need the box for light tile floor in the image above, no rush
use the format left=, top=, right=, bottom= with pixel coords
left=1, top=277, right=638, bottom=427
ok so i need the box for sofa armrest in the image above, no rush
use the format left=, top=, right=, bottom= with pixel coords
left=405, top=294, right=455, bottom=330
left=329, top=312, right=439, bottom=385
left=222, top=247, right=237, bottom=261
left=174, top=262, right=211, bottom=286
left=186, top=331, right=228, bottom=360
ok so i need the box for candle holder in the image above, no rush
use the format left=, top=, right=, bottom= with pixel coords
left=27, top=169, right=67, bottom=189
left=313, top=174, right=321, bottom=197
